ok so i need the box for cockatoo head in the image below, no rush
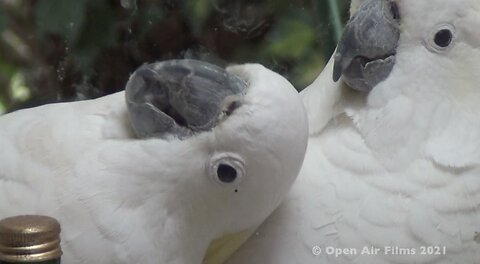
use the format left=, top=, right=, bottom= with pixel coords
left=124, top=60, right=308, bottom=261
left=335, top=0, right=480, bottom=102
left=333, top=0, right=480, bottom=168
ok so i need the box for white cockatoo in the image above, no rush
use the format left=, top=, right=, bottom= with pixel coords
left=227, top=0, right=480, bottom=263
left=0, top=60, right=308, bottom=264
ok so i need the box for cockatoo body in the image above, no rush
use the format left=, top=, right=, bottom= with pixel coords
left=227, top=0, right=480, bottom=263
left=0, top=60, right=308, bottom=264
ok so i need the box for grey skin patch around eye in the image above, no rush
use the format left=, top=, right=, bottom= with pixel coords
left=125, top=59, right=248, bottom=139
left=333, top=0, right=400, bottom=92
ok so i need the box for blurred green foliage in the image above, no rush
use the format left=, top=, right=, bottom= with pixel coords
left=0, top=0, right=350, bottom=114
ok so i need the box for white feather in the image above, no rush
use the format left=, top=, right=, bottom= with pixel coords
left=227, top=0, right=480, bottom=263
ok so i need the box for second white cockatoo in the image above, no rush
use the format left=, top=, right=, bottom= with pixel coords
left=227, top=0, right=480, bottom=263
left=0, top=60, right=308, bottom=263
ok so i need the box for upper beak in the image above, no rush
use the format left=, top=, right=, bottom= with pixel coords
left=333, top=0, right=400, bottom=92
left=126, top=60, right=247, bottom=139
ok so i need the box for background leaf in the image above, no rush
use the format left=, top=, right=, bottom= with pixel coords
left=0, top=9, right=7, bottom=34
left=0, top=0, right=350, bottom=114
left=34, top=0, right=86, bottom=42
left=265, top=13, right=316, bottom=60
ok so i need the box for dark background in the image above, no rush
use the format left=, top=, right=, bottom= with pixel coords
left=0, top=0, right=350, bottom=113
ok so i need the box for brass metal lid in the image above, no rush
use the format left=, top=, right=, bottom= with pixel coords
left=0, top=215, right=62, bottom=263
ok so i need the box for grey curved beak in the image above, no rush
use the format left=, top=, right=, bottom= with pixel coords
left=333, top=0, right=400, bottom=92
left=126, top=60, right=247, bottom=139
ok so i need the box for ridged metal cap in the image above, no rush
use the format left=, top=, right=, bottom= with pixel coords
left=0, top=215, right=62, bottom=263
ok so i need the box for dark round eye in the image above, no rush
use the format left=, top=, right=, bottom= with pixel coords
left=389, top=2, right=400, bottom=20
left=434, top=29, right=453, bottom=48
left=217, top=164, right=237, bottom=183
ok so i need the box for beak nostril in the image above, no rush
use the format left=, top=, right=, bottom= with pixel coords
left=389, top=2, right=400, bottom=20
left=162, top=104, right=188, bottom=128
left=224, top=101, right=241, bottom=116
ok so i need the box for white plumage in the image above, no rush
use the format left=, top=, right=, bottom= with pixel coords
left=0, top=62, right=308, bottom=264
left=227, top=0, right=480, bottom=263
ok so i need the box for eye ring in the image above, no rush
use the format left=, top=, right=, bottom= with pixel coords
left=425, top=23, right=456, bottom=53
left=207, top=153, right=246, bottom=186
